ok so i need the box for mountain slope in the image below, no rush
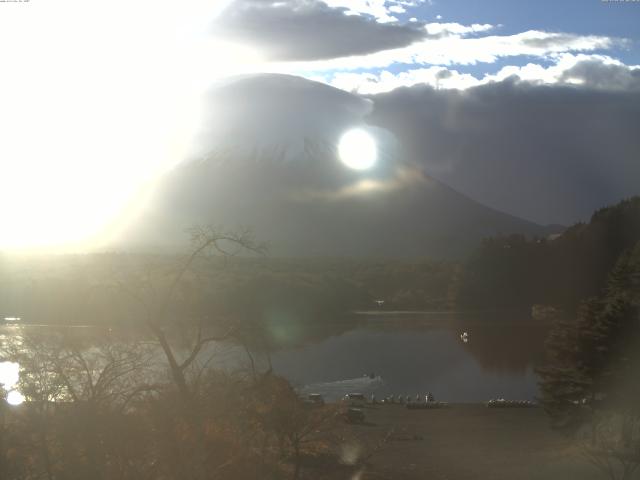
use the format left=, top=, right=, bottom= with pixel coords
left=119, top=74, right=560, bottom=258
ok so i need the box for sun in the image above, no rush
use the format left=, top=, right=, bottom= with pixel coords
left=338, top=129, right=377, bottom=171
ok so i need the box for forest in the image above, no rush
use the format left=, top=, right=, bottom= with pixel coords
left=455, top=197, right=640, bottom=313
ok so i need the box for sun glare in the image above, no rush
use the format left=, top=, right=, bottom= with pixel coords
left=0, top=0, right=260, bottom=250
left=338, top=129, right=377, bottom=171
left=6, top=390, right=25, bottom=406
left=0, top=362, right=19, bottom=390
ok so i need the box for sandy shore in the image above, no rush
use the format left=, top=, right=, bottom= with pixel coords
left=348, top=404, right=602, bottom=480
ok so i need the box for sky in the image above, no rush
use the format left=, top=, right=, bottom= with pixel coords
left=0, top=0, right=639, bottom=249
left=212, top=0, right=640, bottom=92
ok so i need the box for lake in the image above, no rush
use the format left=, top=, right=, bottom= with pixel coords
left=265, top=312, right=550, bottom=402
left=1, top=312, right=550, bottom=404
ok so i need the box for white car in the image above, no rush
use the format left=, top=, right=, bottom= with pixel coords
left=342, top=393, right=367, bottom=407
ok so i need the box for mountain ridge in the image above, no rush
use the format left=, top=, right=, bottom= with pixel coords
left=116, top=73, right=563, bottom=258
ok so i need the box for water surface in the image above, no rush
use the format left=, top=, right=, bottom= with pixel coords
left=270, top=313, right=549, bottom=402
left=1, top=313, right=550, bottom=404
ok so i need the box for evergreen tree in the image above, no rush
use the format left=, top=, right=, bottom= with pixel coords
left=537, top=242, right=640, bottom=430
left=538, top=242, right=640, bottom=479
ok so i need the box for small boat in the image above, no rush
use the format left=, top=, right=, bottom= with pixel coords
left=486, top=399, right=536, bottom=408
left=460, top=332, right=469, bottom=343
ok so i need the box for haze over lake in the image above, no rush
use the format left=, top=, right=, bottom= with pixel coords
left=2, top=312, right=548, bottom=404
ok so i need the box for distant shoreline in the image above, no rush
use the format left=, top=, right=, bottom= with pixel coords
left=352, top=309, right=528, bottom=315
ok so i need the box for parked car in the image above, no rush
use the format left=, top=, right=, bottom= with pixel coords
left=344, top=407, right=365, bottom=424
left=342, top=393, right=367, bottom=407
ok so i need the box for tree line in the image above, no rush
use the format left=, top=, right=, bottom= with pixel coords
left=454, top=197, right=640, bottom=313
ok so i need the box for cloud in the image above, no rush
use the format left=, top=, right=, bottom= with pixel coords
left=324, top=0, right=430, bottom=23
left=328, top=67, right=481, bottom=93
left=321, top=54, right=640, bottom=94
left=558, top=58, right=640, bottom=91
left=191, top=73, right=375, bottom=160
left=214, top=2, right=618, bottom=71
left=424, top=22, right=493, bottom=35
left=272, top=27, right=616, bottom=74
left=366, top=74, right=640, bottom=224
left=389, top=5, right=406, bottom=14
left=211, top=0, right=429, bottom=61
left=482, top=54, right=640, bottom=90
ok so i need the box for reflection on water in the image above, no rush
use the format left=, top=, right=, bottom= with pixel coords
left=299, top=375, right=384, bottom=400
left=272, top=324, right=546, bottom=402
left=6, top=389, right=25, bottom=405
left=458, top=323, right=547, bottom=374
left=0, top=361, right=20, bottom=389
left=271, top=312, right=550, bottom=402
left=0, top=360, right=23, bottom=405
left=1, top=312, right=550, bottom=404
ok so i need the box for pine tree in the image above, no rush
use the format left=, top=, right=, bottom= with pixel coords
left=537, top=242, right=640, bottom=479
left=537, top=242, right=640, bottom=430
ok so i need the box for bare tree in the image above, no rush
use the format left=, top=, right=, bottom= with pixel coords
left=112, top=226, right=265, bottom=400
left=2, top=330, right=159, bottom=480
